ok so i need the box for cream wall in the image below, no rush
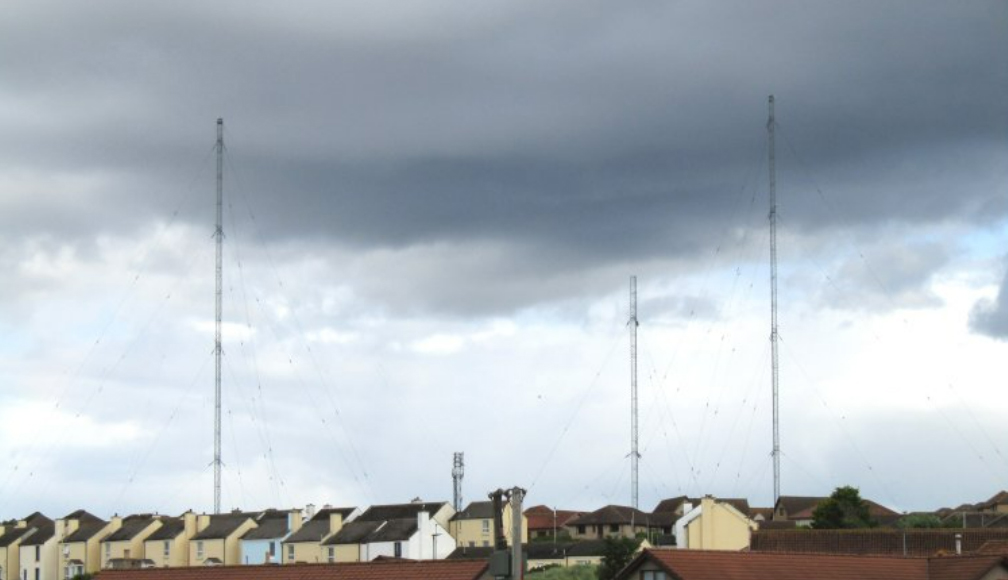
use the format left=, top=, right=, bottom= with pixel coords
left=287, top=541, right=324, bottom=564
left=332, top=544, right=360, bottom=563
left=190, top=538, right=224, bottom=566
left=101, top=520, right=162, bottom=568
left=19, top=538, right=57, bottom=580
left=452, top=509, right=527, bottom=548
left=683, top=497, right=756, bottom=551
left=143, top=535, right=188, bottom=568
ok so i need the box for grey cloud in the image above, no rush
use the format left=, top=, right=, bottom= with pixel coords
left=970, top=258, right=1008, bottom=340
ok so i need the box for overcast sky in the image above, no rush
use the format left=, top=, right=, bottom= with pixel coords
left=1, top=0, right=1007, bottom=522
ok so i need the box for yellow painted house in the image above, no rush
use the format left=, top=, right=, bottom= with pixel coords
left=674, top=496, right=757, bottom=551
left=449, top=501, right=527, bottom=548
left=188, top=513, right=257, bottom=567
left=142, top=515, right=193, bottom=569
left=0, top=512, right=52, bottom=580
left=57, top=509, right=113, bottom=577
left=101, top=514, right=165, bottom=569
left=282, top=507, right=357, bottom=564
left=565, top=505, right=655, bottom=541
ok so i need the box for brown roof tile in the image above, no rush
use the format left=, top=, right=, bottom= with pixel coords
left=94, top=559, right=488, bottom=580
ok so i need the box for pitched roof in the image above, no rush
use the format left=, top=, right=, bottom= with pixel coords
left=523, top=506, right=583, bottom=531
left=64, top=520, right=110, bottom=543
left=241, top=516, right=290, bottom=540
left=63, top=509, right=105, bottom=524
left=450, top=502, right=494, bottom=521
left=146, top=518, right=185, bottom=541
left=775, top=496, right=829, bottom=517
left=980, top=491, right=1008, bottom=510
left=0, top=526, right=35, bottom=547
left=652, top=497, right=752, bottom=517
left=191, top=515, right=253, bottom=541
left=104, top=516, right=160, bottom=542
left=366, top=519, right=417, bottom=543
left=324, top=521, right=385, bottom=545
left=285, top=518, right=334, bottom=544
left=19, top=523, right=55, bottom=546
left=93, top=559, right=489, bottom=580
left=567, top=505, right=652, bottom=527
left=356, top=503, right=447, bottom=523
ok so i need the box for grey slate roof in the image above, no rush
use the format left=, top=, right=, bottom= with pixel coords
left=450, top=502, right=495, bottom=522
left=357, top=502, right=446, bottom=523
left=191, top=515, right=253, bottom=541
left=367, top=518, right=417, bottom=543
left=241, top=516, right=289, bottom=540
left=104, top=516, right=160, bottom=542
left=284, top=508, right=356, bottom=544
left=146, top=518, right=185, bottom=541
left=20, top=523, right=55, bottom=546
left=0, top=527, right=33, bottom=547
left=323, top=521, right=384, bottom=546
left=62, top=509, right=104, bottom=524
left=64, top=520, right=109, bottom=543
left=567, top=505, right=653, bottom=527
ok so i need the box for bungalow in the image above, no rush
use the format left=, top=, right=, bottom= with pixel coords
left=566, top=506, right=654, bottom=541
left=101, top=514, right=165, bottom=569
left=239, top=509, right=303, bottom=565
left=772, top=495, right=900, bottom=527
left=188, top=513, right=257, bottom=566
left=57, top=509, right=111, bottom=578
left=449, top=501, right=527, bottom=548
left=0, top=513, right=51, bottom=580
left=281, top=507, right=358, bottom=564
left=615, top=547, right=1008, bottom=580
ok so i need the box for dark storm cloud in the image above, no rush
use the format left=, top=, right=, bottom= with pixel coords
left=970, top=258, right=1008, bottom=340
left=2, top=0, right=1005, bottom=315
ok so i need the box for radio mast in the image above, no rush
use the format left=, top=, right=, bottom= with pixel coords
left=214, top=118, right=224, bottom=514
left=768, top=96, right=781, bottom=505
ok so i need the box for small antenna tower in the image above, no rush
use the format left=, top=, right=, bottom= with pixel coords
left=214, top=118, right=224, bottom=514
left=629, top=276, right=640, bottom=509
left=768, top=96, right=781, bottom=505
left=452, top=452, right=465, bottom=511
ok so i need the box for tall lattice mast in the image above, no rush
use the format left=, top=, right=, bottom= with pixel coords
left=630, top=276, right=640, bottom=509
left=214, top=118, right=224, bottom=514
left=768, top=96, right=781, bottom=506
left=452, top=452, right=464, bottom=511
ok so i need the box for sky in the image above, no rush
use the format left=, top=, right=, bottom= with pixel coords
left=1, top=0, right=1007, bottom=522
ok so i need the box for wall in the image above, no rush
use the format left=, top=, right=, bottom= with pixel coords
left=19, top=538, right=57, bottom=580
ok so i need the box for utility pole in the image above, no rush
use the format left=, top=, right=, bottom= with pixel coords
left=629, top=276, right=640, bottom=509
left=510, top=487, right=524, bottom=579
left=214, top=118, right=224, bottom=514
left=452, top=452, right=465, bottom=512
left=488, top=486, right=526, bottom=580
left=768, top=96, right=781, bottom=506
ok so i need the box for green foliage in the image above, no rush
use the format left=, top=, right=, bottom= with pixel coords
left=812, top=485, right=877, bottom=529
left=70, top=574, right=94, bottom=580
left=530, top=530, right=573, bottom=543
left=597, top=536, right=641, bottom=580
left=895, top=513, right=944, bottom=529
left=528, top=564, right=598, bottom=580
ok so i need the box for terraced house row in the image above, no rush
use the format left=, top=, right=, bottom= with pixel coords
left=0, top=500, right=528, bottom=580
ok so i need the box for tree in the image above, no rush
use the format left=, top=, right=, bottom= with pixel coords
left=811, top=485, right=876, bottom=529
left=597, top=537, right=641, bottom=580
left=895, top=513, right=944, bottom=529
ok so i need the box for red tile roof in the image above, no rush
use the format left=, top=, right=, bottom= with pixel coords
left=95, top=560, right=488, bottom=580
left=618, top=548, right=1008, bottom=580
left=751, top=529, right=1008, bottom=557
left=523, top=506, right=583, bottom=532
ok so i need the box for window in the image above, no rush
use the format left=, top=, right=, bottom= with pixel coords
left=641, top=572, right=667, bottom=580
left=577, top=525, right=585, bottom=534
left=104, top=544, right=110, bottom=559
left=269, top=542, right=275, bottom=557
left=467, top=541, right=475, bottom=548
left=482, top=541, right=489, bottom=547
left=393, top=542, right=402, bottom=558
left=163, top=541, right=170, bottom=558
left=196, top=541, right=204, bottom=560
left=287, top=544, right=294, bottom=562
left=610, top=524, right=619, bottom=533
left=327, top=547, right=334, bottom=563
left=34, top=571, right=38, bottom=580
left=481, top=519, right=490, bottom=534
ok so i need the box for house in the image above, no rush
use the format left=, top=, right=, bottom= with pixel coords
left=94, top=558, right=492, bottom=580
left=239, top=509, right=303, bottom=565
left=188, top=513, right=258, bottom=566
left=101, top=514, right=165, bottom=569
left=323, top=503, right=454, bottom=562
left=565, top=505, right=654, bottom=540
left=18, top=521, right=57, bottom=580
left=978, top=491, right=1008, bottom=514
left=673, top=496, right=757, bottom=551
left=0, top=513, right=51, bottom=580
left=449, top=501, right=527, bottom=548
left=143, top=512, right=205, bottom=569
left=772, top=495, right=899, bottom=527
left=940, top=510, right=1008, bottom=528
left=614, top=547, right=1008, bottom=580
left=282, top=507, right=358, bottom=564
left=649, top=496, right=752, bottom=541
left=57, top=509, right=112, bottom=578
left=523, top=506, right=583, bottom=541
